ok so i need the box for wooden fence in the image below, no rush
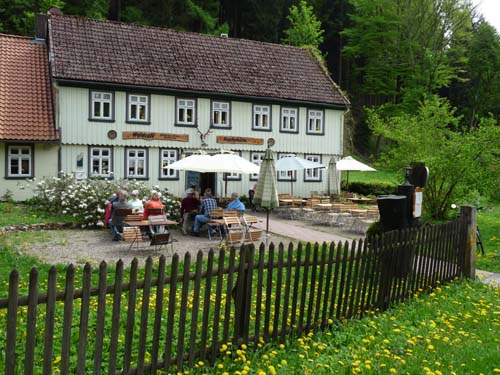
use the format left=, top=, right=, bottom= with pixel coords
left=0, top=216, right=469, bottom=374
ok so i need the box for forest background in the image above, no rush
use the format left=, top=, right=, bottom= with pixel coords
left=1, top=0, right=499, bottom=219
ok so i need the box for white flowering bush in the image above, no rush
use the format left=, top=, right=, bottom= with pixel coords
left=27, top=173, right=181, bottom=226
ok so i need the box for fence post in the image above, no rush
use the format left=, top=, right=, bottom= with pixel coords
left=233, top=245, right=252, bottom=343
left=460, top=205, right=477, bottom=279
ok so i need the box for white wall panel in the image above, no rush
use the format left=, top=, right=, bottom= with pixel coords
left=0, top=143, right=58, bottom=201
left=57, top=85, right=345, bottom=198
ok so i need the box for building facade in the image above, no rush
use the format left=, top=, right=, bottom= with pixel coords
left=1, top=12, right=349, bottom=200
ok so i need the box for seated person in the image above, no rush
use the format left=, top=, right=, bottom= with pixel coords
left=192, top=188, right=218, bottom=237
left=143, top=191, right=164, bottom=220
left=105, top=189, right=121, bottom=228
left=180, top=188, right=200, bottom=235
left=249, top=182, right=256, bottom=212
left=110, top=190, right=132, bottom=241
left=128, top=190, right=144, bottom=213
left=226, top=192, right=246, bottom=214
left=183, top=183, right=200, bottom=200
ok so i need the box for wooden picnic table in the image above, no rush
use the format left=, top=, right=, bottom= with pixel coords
left=313, top=203, right=333, bottom=210
left=350, top=209, right=368, bottom=217
left=123, top=219, right=179, bottom=250
left=124, top=219, right=178, bottom=227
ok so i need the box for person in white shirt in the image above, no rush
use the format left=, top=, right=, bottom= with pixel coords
left=128, top=190, right=144, bottom=213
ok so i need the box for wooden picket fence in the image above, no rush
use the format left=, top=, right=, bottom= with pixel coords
left=0, top=216, right=468, bottom=374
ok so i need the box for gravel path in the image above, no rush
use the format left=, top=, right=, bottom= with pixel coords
left=17, top=227, right=295, bottom=267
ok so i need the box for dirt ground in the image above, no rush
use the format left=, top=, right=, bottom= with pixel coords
left=17, top=227, right=296, bottom=267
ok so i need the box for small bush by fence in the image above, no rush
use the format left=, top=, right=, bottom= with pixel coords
left=0, top=217, right=468, bottom=374
left=342, top=181, right=397, bottom=196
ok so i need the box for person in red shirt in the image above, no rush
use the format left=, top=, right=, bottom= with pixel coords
left=180, top=188, right=200, bottom=235
left=142, top=191, right=164, bottom=220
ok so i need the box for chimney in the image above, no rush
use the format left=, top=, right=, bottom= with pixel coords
left=35, top=13, right=48, bottom=41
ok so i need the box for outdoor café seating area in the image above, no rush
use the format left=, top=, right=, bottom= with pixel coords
left=120, top=208, right=263, bottom=251
left=276, top=192, right=379, bottom=234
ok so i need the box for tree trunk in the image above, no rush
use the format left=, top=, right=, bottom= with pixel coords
left=108, top=0, right=121, bottom=21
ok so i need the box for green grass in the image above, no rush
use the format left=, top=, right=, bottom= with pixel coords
left=476, top=202, right=500, bottom=273
left=192, top=280, right=500, bottom=375
left=0, top=202, right=77, bottom=227
left=0, top=227, right=499, bottom=374
left=341, top=168, right=400, bottom=186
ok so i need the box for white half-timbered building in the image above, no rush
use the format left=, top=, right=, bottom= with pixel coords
left=2, top=11, right=349, bottom=200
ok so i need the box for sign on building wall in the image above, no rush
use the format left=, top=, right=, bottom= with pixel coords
left=216, top=136, right=264, bottom=145
left=122, top=131, right=189, bottom=142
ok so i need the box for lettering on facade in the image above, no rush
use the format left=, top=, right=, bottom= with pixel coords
left=122, top=131, right=189, bottom=142
left=216, top=136, right=264, bottom=145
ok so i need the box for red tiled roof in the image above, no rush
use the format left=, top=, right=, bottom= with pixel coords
left=0, top=34, right=58, bottom=141
left=49, top=15, right=349, bottom=107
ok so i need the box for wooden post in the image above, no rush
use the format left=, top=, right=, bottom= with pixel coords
left=233, top=245, right=253, bottom=343
left=460, top=205, right=477, bottom=279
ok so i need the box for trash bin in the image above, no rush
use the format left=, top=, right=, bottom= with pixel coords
left=377, top=195, right=408, bottom=232
left=397, top=184, right=416, bottom=228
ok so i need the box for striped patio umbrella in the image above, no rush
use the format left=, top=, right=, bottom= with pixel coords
left=253, top=148, right=279, bottom=233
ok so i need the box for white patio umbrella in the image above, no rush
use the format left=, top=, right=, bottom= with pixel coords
left=254, top=148, right=279, bottom=234
left=210, top=153, right=260, bottom=174
left=168, top=151, right=260, bottom=196
left=166, top=153, right=213, bottom=172
left=275, top=156, right=325, bottom=196
left=211, top=152, right=260, bottom=196
left=336, top=156, right=376, bottom=191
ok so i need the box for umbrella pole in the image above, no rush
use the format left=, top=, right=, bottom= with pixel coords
left=224, top=175, right=227, bottom=198
left=266, top=208, right=270, bottom=234
left=265, top=208, right=270, bottom=246
left=346, top=171, right=349, bottom=192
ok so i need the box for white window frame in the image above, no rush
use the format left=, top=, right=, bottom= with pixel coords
left=127, top=94, right=149, bottom=123
left=280, top=107, right=298, bottom=133
left=211, top=101, right=230, bottom=128
left=126, top=148, right=147, bottom=179
left=253, top=105, right=271, bottom=130
left=307, top=109, right=324, bottom=134
left=90, top=91, right=113, bottom=120
left=7, top=145, right=33, bottom=178
left=160, top=149, right=179, bottom=180
left=176, top=98, right=196, bottom=126
left=89, top=147, right=112, bottom=178
left=278, top=153, right=296, bottom=181
left=304, top=154, right=322, bottom=182
left=250, top=152, right=265, bottom=181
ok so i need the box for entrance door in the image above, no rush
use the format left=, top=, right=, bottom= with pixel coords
left=185, top=171, right=201, bottom=192
left=200, top=172, right=216, bottom=195
left=185, top=171, right=217, bottom=196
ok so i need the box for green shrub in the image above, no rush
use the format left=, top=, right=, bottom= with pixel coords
left=365, top=220, right=383, bottom=238
left=342, top=181, right=396, bottom=196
